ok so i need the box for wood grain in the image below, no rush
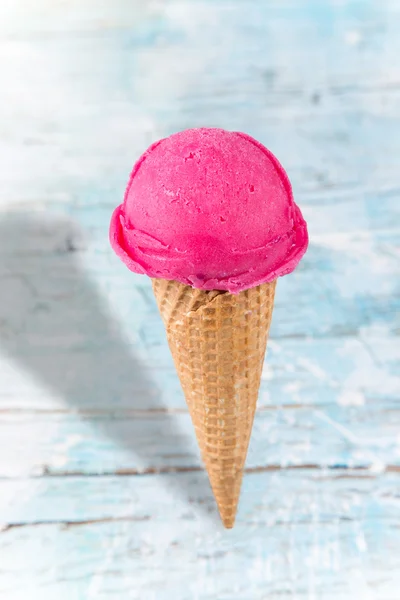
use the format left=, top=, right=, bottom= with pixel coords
left=1, top=472, right=400, bottom=599
left=0, top=0, right=399, bottom=598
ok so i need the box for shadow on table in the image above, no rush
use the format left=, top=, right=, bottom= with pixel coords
left=0, top=211, right=212, bottom=522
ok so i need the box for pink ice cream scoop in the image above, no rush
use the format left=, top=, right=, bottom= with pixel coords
left=110, top=128, right=308, bottom=293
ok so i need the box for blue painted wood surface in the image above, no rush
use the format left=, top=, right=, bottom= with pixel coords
left=0, top=1, right=399, bottom=598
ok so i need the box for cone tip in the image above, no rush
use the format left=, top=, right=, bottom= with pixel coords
left=210, top=475, right=243, bottom=529
left=222, top=517, right=236, bottom=529
left=218, top=505, right=238, bottom=529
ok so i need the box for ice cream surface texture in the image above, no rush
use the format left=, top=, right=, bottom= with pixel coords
left=110, top=128, right=308, bottom=293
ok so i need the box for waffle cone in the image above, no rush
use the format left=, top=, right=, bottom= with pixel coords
left=152, top=278, right=276, bottom=528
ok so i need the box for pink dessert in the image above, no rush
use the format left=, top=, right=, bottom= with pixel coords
left=110, top=128, right=308, bottom=293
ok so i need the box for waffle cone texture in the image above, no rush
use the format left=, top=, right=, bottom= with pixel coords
left=152, top=278, right=277, bottom=528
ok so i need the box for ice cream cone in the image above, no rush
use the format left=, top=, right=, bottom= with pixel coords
left=152, top=278, right=276, bottom=528
left=110, top=128, right=308, bottom=527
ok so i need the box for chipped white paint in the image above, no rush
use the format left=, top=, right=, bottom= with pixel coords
left=337, top=389, right=365, bottom=407
left=0, top=0, right=400, bottom=598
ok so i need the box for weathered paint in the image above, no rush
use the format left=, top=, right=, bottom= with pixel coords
left=0, top=0, right=399, bottom=598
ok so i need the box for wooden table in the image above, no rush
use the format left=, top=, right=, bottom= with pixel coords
left=1, top=1, right=399, bottom=598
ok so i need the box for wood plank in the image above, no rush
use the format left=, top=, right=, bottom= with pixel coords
left=1, top=0, right=400, bottom=206
left=0, top=404, right=399, bottom=478
left=0, top=331, right=398, bottom=410
left=1, top=471, right=400, bottom=599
